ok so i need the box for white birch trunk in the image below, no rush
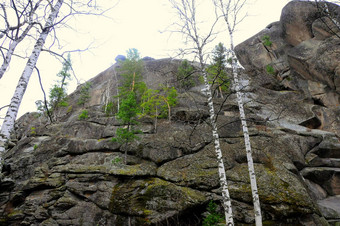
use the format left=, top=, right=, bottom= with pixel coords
left=213, top=0, right=262, bottom=222
left=199, top=57, right=234, bottom=225
left=0, top=40, right=19, bottom=80
left=0, top=0, right=64, bottom=167
left=0, top=26, right=34, bottom=80
left=0, top=0, right=42, bottom=80
left=229, top=30, right=263, bottom=225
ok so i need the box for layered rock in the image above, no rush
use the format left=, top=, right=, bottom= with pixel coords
left=0, top=1, right=340, bottom=225
left=235, top=1, right=340, bottom=224
left=235, top=1, right=340, bottom=134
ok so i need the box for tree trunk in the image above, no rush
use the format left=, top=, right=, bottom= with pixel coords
left=168, top=0, right=234, bottom=223
left=0, top=40, right=19, bottom=80
left=199, top=57, right=234, bottom=225
left=0, top=0, right=40, bottom=80
left=0, top=0, right=64, bottom=169
left=229, top=30, right=263, bottom=226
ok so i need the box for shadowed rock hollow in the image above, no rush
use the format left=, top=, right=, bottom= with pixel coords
left=1, top=1, right=340, bottom=225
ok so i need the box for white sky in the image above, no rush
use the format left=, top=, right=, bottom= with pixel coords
left=0, top=0, right=290, bottom=126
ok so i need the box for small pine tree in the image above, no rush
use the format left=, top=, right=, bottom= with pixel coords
left=118, top=48, right=145, bottom=98
left=262, top=35, right=272, bottom=47
left=116, top=92, right=140, bottom=125
left=207, top=43, right=230, bottom=98
left=112, top=91, right=141, bottom=164
left=177, top=59, right=196, bottom=90
left=78, top=82, right=92, bottom=106
left=203, top=201, right=224, bottom=226
left=39, top=54, right=72, bottom=121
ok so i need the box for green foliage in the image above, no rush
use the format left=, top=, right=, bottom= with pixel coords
left=266, top=64, right=276, bottom=75
left=49, top=54, right=72, bottom=111
left=111, top=127, right=141, bottom=144
left=118, top=48, right=145, bottom=98
left=116, top=92, right=140, bottom=124
left=141, top=89, right=162, bottom=118
left=262, top=35, right=272, bottom=47
left=207, top=43, right=230, bottom=96
left=140, top=86, right=178, bottom=120
left=49, top=85, right=68, bottom=108
left=160, top=86, right=178, bottom=119
left=103, top=101, right=117, bottom=116
left=202, top=201, right=224, bottom=226
left=30, top=127, right=36, bottom=135
left=78, top=82, right=92, bottom=106
left=111, top=49, right=147, bottom=163
left=78, top=109, right=89, bottom=120
left=227, top=57, right=233, bottom=65
left=33, top=144, right=38, bottom=150
left=177, top=59, right=196, bottom=90
left=67, top=106, right=73, bottom=113
left=112, top=92, right=142, bottom=155
left=112, top=156, right=122, bottom=165
left=37, top=54, right=72, bottom=120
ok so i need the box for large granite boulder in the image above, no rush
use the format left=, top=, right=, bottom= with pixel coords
left=235, top=0, right=340, bottom=135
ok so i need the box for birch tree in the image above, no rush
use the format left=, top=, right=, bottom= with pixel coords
left=0, top=0, right=64, bottom=166
left=0, top=0, right=114, bottom=172
left=0, top=0, right=43, bottom=80
left=213, top=0, right=263, bottom=224
left=168, top=0, right=234, bottom=224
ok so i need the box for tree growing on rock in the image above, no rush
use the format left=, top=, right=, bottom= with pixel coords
left=0, top=0, right=64, bottom=169
left=141, top=86, right=178, bottom=131
left=35, top=54, right=72, bottom=122
left=207, top=43, right=230, bottom=98
left=112, top=91, right=141, bottom=164
left=77, top=82, right=92, bottom=106
left=169, top=0, right=234, bottom=224
left=49, top=54, right=72, bottom=119
left=213, top=0, right=263, bottom=224
left=113, top=48, right=145, bottom=164
left=118, top=48, right=146, bottom=100
left=0, top=0, right=113, bottom=172
left=177, top=59, right=197, bottom=90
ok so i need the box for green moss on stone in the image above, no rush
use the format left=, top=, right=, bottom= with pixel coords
left=109, top=177, right=206, bottom=221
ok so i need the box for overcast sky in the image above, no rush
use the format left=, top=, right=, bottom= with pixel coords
left=0, top=0, right=290, bottom=126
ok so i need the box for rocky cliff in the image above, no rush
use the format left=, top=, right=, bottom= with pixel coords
left=1, top=1, right=340, bottom=225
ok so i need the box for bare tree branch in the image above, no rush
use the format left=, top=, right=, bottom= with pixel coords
left=35, top=66, right=53, bottom=123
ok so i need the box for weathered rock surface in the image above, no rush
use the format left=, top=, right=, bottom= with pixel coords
left=0, top=1, right=340, bottom=225
left=236, top=1, right=340, bottom=134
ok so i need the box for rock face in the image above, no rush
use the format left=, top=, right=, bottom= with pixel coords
left=0, top=1, right=340, bottom=225
left=235, top=1, right=340, bottom=134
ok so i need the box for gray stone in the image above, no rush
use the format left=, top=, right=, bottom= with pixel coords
left=317, top=196, right=340, bottom=219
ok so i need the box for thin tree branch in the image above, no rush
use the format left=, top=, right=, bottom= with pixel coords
left=35, top=66, right=53, bottom=123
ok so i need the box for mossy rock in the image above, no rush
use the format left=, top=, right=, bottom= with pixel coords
left=157, top=142, right=238, bottom=189
left=109, top=177, right=207, bottom=224
left=52, top=161, right=157, bottom=176
left=227, top=163, right=316, bottom=216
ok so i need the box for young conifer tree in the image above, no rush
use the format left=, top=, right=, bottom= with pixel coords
left=113, top=49, right=145, bottom=163
left=49, top=54, right=72, bottom=117
left=207, top=43, right=230, bottom=98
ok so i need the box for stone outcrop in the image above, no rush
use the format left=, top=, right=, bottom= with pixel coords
left=235, top=1, right=340, bottom=134
left=0, top=1, right=340, bottom=225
